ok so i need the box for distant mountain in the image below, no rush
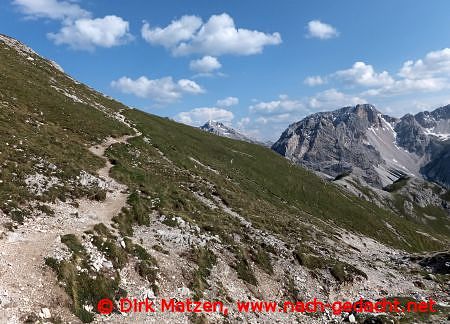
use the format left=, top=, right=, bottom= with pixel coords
left=272, top=104, right=450, bottom=188
left=200, top=120, right=261, bottom=144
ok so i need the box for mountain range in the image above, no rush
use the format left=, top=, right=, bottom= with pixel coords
left=0, top=34, right=449, bottom=323
left=272, top=103, right=450, bottom=188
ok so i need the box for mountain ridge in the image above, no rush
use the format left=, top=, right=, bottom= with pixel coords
left=272, top=103, right=450, bottom=187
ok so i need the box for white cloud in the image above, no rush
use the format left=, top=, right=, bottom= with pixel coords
left=304, top=75, right=326, bottom=86
left=189, top=56, right=222, bottom=73
left=307, top=49, right=450, bottom=98
left=255, top=113, right=294, bottom=125
left=111, top=76, right=204, bottom=104
left=176, top=107, right=234, bottom=126
left=398, top=48, right=450, bottom=79
left=250, top=95, right=304, bottom=114
left=361, top=49, right=450, bottom=97
left=142, top=13, right=282, bottom=56
left=308, top=88, right=367, bottom=109
left=141, top=16, right=202, bottom=48
left=216, top=96, right=239, bottom=107
left=14, top=0, right=132, bottom=51
left=177, top=79, right=205, bottom=94
left=306, top=20, right=339, bottom=40
left=48, top=15, right=132, bottom=50
left=237, top=117, right=250, bottom=128
left=13, top=0, right=90, bottom=21
left=376, top=95, right=450, bottom=117
left=363, top=78, right=447, bottom=97
left=334, top=61, right=394, bottom=87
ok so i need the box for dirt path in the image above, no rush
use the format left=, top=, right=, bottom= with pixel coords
left=0, top=133, right=138, bottom=323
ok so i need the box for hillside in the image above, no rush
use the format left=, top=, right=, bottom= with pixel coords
left=0, top=35, right=449, bottom=323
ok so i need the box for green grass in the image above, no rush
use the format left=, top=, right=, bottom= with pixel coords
left=190, top=247, right=217, bottom=299
left=251, top=246, right=273, bottom=275
left=91, top=234, right=128, bottom=269
left=111, top=192, right=153, bottom=236
left=329, top=261, right=368, bottom=283
left=0, top=40, right=130, bottom=217
left=135, top=260, right=159, bottom=294
left=383, top=177, right=410, bottom=192
left=293, top=244, right=367, bottom=283
left=45, top=256, right=124, bottom=323
left=123, top=237, right=159, bottom=293
left=61, top=234, right=85, bottom=257
left=233, top=248, right=257, bottom=286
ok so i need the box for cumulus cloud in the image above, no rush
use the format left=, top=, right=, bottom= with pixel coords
left=189, top=56, right=222, bottom=73
left=307, top=88, right=367, bottom=109
left=250, top=95, right=304, bottom=114
left=237, top=117, right=250, bottom=128
left=398, top=48, right=450, bottom=79
left=13, top=0, right=90, bottom=21
left=308, top=48, right=450, bottom=98
left=48, top=15, right=133, bottom=50
left=363, top=78, right=447, bottom=97
left=306, top=20, right=339, bottom=40
left=111, top=76, right=204, bottom=104
left=177, top=79, right=205, bottom=94
left=141, top=16, right=202, bottom=48
left=361, top=49, right=450, bottom=97
left=142, top=13, right=282, bottom=56
left=334, top=61, right=394, bottom=87
left=304, top=75, right=326, bottom=86
left=14, top=0, right=132, bottom=50
left=176, top=107, right=234, bottom=126
left=216, top=96, right=239, bottom=107
left=255, top=113, right=295, bottom=125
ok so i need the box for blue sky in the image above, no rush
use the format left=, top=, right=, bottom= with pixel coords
left=2, top=0, right=450, bottom=140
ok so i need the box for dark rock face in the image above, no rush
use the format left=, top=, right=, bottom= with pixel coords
left=272, top=104, right=450, bottom=187
left=394, top=114, right=429, bottom=156
left=418, top=252, right=450, bottom=274
left=421, top=142, right=450, bottom=187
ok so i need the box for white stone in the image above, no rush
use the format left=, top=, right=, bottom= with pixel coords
left=40, top=308, right=51, bottom=319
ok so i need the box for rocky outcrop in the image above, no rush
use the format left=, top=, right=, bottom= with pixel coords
left=421, top=142, right=450, bottom=187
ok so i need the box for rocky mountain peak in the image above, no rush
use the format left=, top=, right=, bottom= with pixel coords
left=273, top=103, right=450, bottom=188
left=202, top=120, right=228, bottom=130
left=200, top=120, right=261, bottom=144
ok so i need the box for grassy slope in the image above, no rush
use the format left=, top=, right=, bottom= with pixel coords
left=112, top=109, right=448, bottom=252
left=0, top=39, right=130, bottom=210
left=0, top=36, right=447, bottom=253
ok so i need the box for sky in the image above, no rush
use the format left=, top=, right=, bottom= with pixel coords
left=1, top=0, right=450, bottom=141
